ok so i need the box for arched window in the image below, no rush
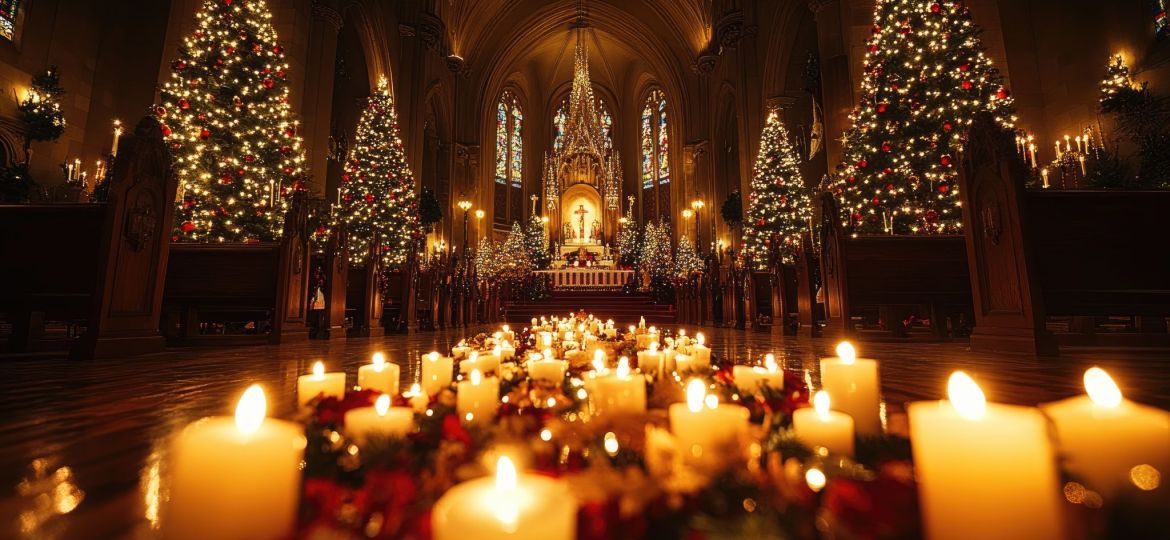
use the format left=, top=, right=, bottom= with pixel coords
left=0, top=0, right=21, bottom=41
left=1155, top=0, right=1169, bottom=37
left=640, top=88, right=670, bottom=221
left=552, top=94, right=613, bottom=151
left=495, top=90, right=523, bottom=227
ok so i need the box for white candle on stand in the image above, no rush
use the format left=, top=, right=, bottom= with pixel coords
left=433, top=456, right=576, bottom=540
left=819, top=342, right=882, bottom=436
left=792, top=391, right=855, bottom=457
left=457, top=369, right=499, bottom=425
left=1041, top=367, right=1170, bottom=497
left=690, top=332, right=711, bottom=365
left=345, top=394, right=415, bottom=443
left=733, top=353, right=784, bottom=396
left=636, top=342, right=664, bottom=374
left=669, top=379, right=749, bottom=464
left=297, top=361, right=346, bottom=406
left=1028, top=143, right=1037, bottom=168
left=590, top=357, right=646, bottom=416
left=166, top=385, right=305, bottom=540
left=909, top=372, right=1065, bottom=540
left=111, top=120, right=123, bottom=157
left=357, top=352, right=400, bottom=394
left=421, top=351, right=454, bottom=395
left=528, top=357, right=568, bottom=384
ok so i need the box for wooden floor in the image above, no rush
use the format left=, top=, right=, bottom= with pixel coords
left=2, top=326, right=1168, bottom=538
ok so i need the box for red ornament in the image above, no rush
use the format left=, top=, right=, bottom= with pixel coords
left=869, top=45, right=879, bottom=53
left=882, top=167, right=893, bottom=175
left=239, top=30, right=249, bottom=39
left=276, top=70, right=286, bottom=79
left=940, top=155, right=952, bottom=166
left=178, top=99, right=190, bottom=110
left=877, top=102, right=889, bottom=113
left=263, top=78, right=274, bottom=89
left=283, top=166, right=294, bottom=175
left=171, top=142, right=182, bottom=151
left=930, top=3, right=941, bottom=13
left=252, top=43, right=263, bottom=53
left=961, top=80, right=973, bottom=90
left=219, top=173, right=232, bottom=184
left=959, top=63, right=970, bottom=72
left=280, top=145, right=291, bottom=155
left=244, top=155, right=255, bottom=163
left=161, top=125, right=172, bottom=137
left=938, top=184, right=950, bottom=193
left=172, top=60, right=187, bottom=71
left=882, top=142, right=892, bottom=153
left=200, top=128, right=211, bottom=140
left=315, top=225, right=327, bottom=236
left=223, top=0, right=232, bottom=4
left=180, top=221, right=196, bottom=233
left=225, top=46, right=235, bottom=55
left=851, top=211, right=863, bottom=222
left=996, top=87, right=1010, bottom=100
left=857, top=159, right=869, bottom=169
left=872, top=197, right=881, bottom=206
left=236, top=168, right=246, bottom=177
left=943, top=122, right=954, bottom=132
left=155, top=106, right=167, bottom=117
left=925, top=210, right=939, bottom=222
left=847, top=175, right=857, bottom=184
left=872, top=25, right=882, bottom=34
left=885, top=183, right=895, bottom=191
left=292, top=180, right=306, bottom=191
left=364, top=193, right=375, bottom=204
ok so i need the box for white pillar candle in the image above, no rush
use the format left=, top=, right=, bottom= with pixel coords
left=406, top=383, right=429, bottom=412
left=538, top=332, right=554, bottom=349
left=793, top=391, right=855, bottom=457
left=819, top=342, right=882, bottom=436
left=669, top=380, right=749, bottom=463
left=501, top=325, right=515, bottom=342
left=297, top=361, right=346, bottom=406
left=733, top=354, right=784, bottom=396
left=908, top=372, right=1065, bottom=540
left=1041, top=367, right=1170, bottom=497
left=590, top=357, right=646, bottom=416
left=563, top=348, right=585, bottom=366
left=421, top=352, right=455, bottom=395
left=674, top=353, right=708, bottom=374
left=451, top=344, right=471, bottom=360
left=662, top=347, right=678, bottom=375
left=166, top=386, right=306, bottom=540
left=636, top=342, right=664, bottom=374
left=433, top=456, right=576, bottom=540
left=690, top=333, right=711, bottom=365
left=357, top=352, right=400, bottom=394
left=345, top=394, right=415, bottom=443
left=456, top=369, right=499, bottom=425
left=460, top=350, right=500, bottom=375
left=528, top=359, right=568, bottom=383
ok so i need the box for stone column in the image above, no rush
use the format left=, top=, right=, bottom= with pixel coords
left=809, top=0, right=854, bottom=169
left=300, top=1, right=343, bottom=197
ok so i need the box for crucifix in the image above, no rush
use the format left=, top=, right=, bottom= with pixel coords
left=530, top=194, right=539, bottom=216
left=574, top=204, right=589, bottom=240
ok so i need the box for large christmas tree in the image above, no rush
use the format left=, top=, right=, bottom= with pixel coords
left=522, top=215, right=551, bottom=269
left=334, top=77, right=419, bottom=266
left=498, top=222, right=533, bottom=280
left=835, top=0, right=1015, bottom=234
left=743, top=112, right=811, bottom=267
left=160, top=0, right=307, bottom=242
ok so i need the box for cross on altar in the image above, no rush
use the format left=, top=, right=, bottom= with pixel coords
left=574, top=204, right=589, bottom=240
left=530, top=194, right=539, bottom=215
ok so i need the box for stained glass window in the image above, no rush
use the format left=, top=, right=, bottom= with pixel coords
left=1155, top=0, right=1169, bottom=37
left=510, top=102, right=523, bottom=188
left=551, top=94, right=613, bottom=152
left=640, top=88, right=670, bottom=220
left=0, top=0, right=19, bottom=41
left=495, top=91, right=523, bottom=225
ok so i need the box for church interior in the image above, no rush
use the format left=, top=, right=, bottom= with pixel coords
left=1, top=0, right=1169, bottom=538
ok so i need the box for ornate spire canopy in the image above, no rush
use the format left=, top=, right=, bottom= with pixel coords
left=559, top=29, right=608, bottom=161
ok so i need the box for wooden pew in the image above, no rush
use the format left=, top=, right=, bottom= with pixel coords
left=346, top=236, right=384, bottom=338
left=958, top=115, right=1170, bottom=354
left=317, top=222, right=349, bottom=340
left=0, top=117, right=176, bottom=359
left=161, top=192, right=311, bottom=345
left=818, top=193, right=973, bottom=340
left=795, top=231, right=823, bottom=337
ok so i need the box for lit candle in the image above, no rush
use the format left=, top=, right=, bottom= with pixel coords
left=636, top=342, right=664, bottom=374
left=1028, top=143, right=1037, bottom=168
left=432, top=456, right=576, bottom=540
left=690, top=332, right=711, bottom=365
left=589, top=357, right=646, bottom=416
left=297, top=361, right=346, bottom=407
left=1040, top=367, right=1170, bottom=497
left=451, top=342, right=471, bottom=360
left=406, top=383, right=429, bottom=412
left=819, top=342, right=882, bottom=436
left=1064, top=134, right=1071, bottom=153
left=1078, top=155, right=1086, bottom=175
left=344, top=394, right=414, bottom=443
left=539, top=331, right=554, bottom=349
left=357, top=352, right=399, bottom=394
left=1041, top=168, right=1050, bottom=188
left=1075, top=135, right=1083, bottom=153
left=528, top=357, right=567, bottom=383
left=732, top=353, right=785, bottom=396
left=908, top=372, right=1065, bottom=540
left=165, top=385, right=305, bottom=540
left=1054, top=140, right=1061, bottom=159
left=669, top=380, right=749, bottom=466
left=421, top=351, right=454, bottom=395
left=792, top=391, right=855, bottom=457
left=456, top=369, right=499, bottom=425
left=111, top=119, right=123, bottom=157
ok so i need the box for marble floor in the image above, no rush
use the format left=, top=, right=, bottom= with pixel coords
left=1, top=325, right=1168, bottom=539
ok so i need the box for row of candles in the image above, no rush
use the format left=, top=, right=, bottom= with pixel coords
left=163, top=317, right=1170, bottom=540
left=60, top=120, right=122, bottom=187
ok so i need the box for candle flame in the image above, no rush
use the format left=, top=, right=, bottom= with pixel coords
left=503, top=325, right=510, bottom=333
left=704, top=394, right=719, bottom=409
left=805, top=467, right=827, bottom=492
left=628, top=325, right=636, bottom=334
left=947, top=371, right=986, bottom=420
left=312, top=361, right=325, bottom=378
left=375, top=394, right=391, bottom=416
left=765, top=353, right=778, bottom=372
left=593, top=349, right=605, bottom=365
left=813, top=391, right=831, bottom=421
left=428, top=351, right=439, bottom=362
left=1084, top=367, right=1123, bottom=407
left=469, top=351, right=479, bottom=363
left=696, top=332, right=706, bottom=346
left=372, top=352, right=386, bottom=371
left=687, top=379, right=706, bottom=412
left=650, top=342, right=659, bottom=352
left=616, top=357, right=630, bottom=378
left=649, top=326, right=658, bottom=335
left=409, top=383, right=422, bottom=396
left=679, top=329, right=687, bottom=337
left=235, top=384, right=266, bottom=435
left=835, top=342, right=856, bottom=364
left=493, top=331, right=502, bottom=340
left=470, top=369, right=483, bottom=386
left=493, top=456, right=520, bottom=526
left=493, top=345, right=502, bottom=356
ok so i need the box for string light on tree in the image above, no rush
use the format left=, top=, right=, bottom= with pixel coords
left=834, top=0, right=1016, bottom=235
left=160, top=0, right=308, bottom=242
left=673, top=234, right=704, bottom=277
left=742, top=111, right=812, bottom=268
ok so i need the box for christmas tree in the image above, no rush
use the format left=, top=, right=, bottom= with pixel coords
left=160, top=0, right=308, bottom=242
left=617, top=208, right=639, bottom=267
left=334, top=77, right=420, bottom=265
left=638, top=220, right=673, bottom=280
left=673, top=235, right=704, bottom=277
left=474, top=237, right=500, bottom=281
left=523, top=215, right=551, bottom=269
left=1097, top=54, right=1170, bottom=188
left=834, top=0, right=1015, bottom=234
left=18, top=66, right=66, bottom=159
left=742, top=112, right=812, bottom=267
left=498, top=222, right=533, bottom=280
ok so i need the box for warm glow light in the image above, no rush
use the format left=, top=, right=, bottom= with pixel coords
left=493, top=345, right=502, bottom=357
left=311, top=361, right=325, bottom=378
left=947, top=371, right=987, bottom=420
left=470, top=369, right=483, bottom=386
left=502, top=325, right=510, bottom=333
left=604, top=432, right=619, bottom=455
left=686, top=379, right=706, bottom=413
left=372, top=352, right=386, bottom=371
left=593, top=349, right=605, bottom=368
left=704, top=394, right=719, bottom=410
left=649, top=342, right=659, bottom=353
left=765, top=353, right=778, bottom=372
left=540, top=428, right=552, bottom=441
left=544, top=348, right=554, bottom=360
left=616, top=357, right=630, bottom=379
left=494, top=456, right=519, bottom=526
left=696, top=333, right=705, bottom=346
left=835, top=342, right=856, bottom=365
left=1084, top=367, right=1123, bottom=408
left=375, top=394, right=391, bottom=416
left=469, top=351, right=479, bottom=363
left=409, top=383, right=422, bottom=396
left=428, top=351, right=440, bottom=362
left=235, top=384, right=266, bottom=435
left=813, top=391, right=832, bottom=421
left=805, top=467, right=827, bottom=492
left=628, top=325, right=636, bottom=334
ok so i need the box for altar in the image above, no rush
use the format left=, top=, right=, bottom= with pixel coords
left=536, top=268, right=633, bottom=289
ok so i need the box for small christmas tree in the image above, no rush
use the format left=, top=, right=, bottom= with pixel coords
left=743, top=112, right=812, bottom=268
left=617, top=207, right=639, bottom=267
left=498, top=221, right=533, bottom=280
left=161, top=0, right=308, bottom=242
left=673, top=235, right=704, bottom=276
left=18, top=66, right=66, bottom=160
left=638, top=220, right=673, bottom=280
left=835, top=0, right=1015, bottom=234
left=474, top=237, right=500, bottom=281
left=1097, top=54, right=1170, bottom=188
left=334, top=77, right=420, bottom=265
left=523, top=215, right=551, bottom=269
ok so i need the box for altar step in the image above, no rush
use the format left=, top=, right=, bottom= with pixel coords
left=502, top=291, right=676, bottom=326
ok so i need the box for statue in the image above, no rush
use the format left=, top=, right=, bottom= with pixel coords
left=574, top=204, right=590, bottom=241
left=591, top=219, right=601, bottom=242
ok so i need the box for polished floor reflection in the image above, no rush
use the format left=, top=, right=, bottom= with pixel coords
left=1, top=326, right=1167, bottom=538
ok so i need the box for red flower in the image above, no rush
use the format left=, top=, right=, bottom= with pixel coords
left=312, top=389, right=379, bottom=427
left=440, top=412, right=473, bottom=446
left=823, top=475, right=921, bottom=540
